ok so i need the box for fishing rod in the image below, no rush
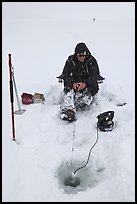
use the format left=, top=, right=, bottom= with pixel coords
left=8, top=54, right=15, bottom=141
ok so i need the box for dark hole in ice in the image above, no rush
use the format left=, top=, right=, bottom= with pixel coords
left=56, top=160, right=105, bottom=193
left=64, top=175, right=81, bottom=187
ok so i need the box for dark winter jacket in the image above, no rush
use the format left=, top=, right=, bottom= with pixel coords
left=61, top=53, right=100, bottom=96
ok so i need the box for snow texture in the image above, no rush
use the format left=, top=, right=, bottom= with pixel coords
left=2, top=2, right=135, bottom=202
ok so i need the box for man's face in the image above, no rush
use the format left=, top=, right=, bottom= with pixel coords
left=77, top=52, right=86, bottom=62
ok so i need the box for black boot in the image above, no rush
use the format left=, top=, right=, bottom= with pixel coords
left=61, top=109, right=76, bottom=122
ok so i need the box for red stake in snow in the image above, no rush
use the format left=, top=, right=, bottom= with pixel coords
left=8, top=54, right=15, bottom=141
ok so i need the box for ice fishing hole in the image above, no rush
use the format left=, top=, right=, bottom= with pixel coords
left=64, top=174, right=81, bottom=187
left=56, top=160, right=105, bottom=194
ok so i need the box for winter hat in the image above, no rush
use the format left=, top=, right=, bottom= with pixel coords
left=74, top=42, right=89, bottom=54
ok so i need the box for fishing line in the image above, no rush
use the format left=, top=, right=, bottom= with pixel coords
left=72, top=126, right=99, bottom=175
left=70, top=116, right=76, bottom=165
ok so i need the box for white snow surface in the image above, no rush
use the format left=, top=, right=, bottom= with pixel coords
left=2, top=2, right=135, bottom=202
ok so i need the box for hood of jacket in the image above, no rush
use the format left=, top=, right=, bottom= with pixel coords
left=74, top=42, right=90, bottom=54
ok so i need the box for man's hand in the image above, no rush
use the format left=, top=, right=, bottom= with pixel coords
left=73, top=82, right=86, bottom=91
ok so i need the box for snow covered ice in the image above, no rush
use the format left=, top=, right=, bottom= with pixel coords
left=2, top=2, right=135, bottom=202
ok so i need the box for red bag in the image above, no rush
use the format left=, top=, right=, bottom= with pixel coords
left=21, top=93, right=33, bottom=105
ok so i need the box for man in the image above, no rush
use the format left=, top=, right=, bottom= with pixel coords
left=57, top=42, right=104, bottom=122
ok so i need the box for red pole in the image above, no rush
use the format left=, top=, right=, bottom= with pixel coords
left=8, top=54, right=15, bottom=141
